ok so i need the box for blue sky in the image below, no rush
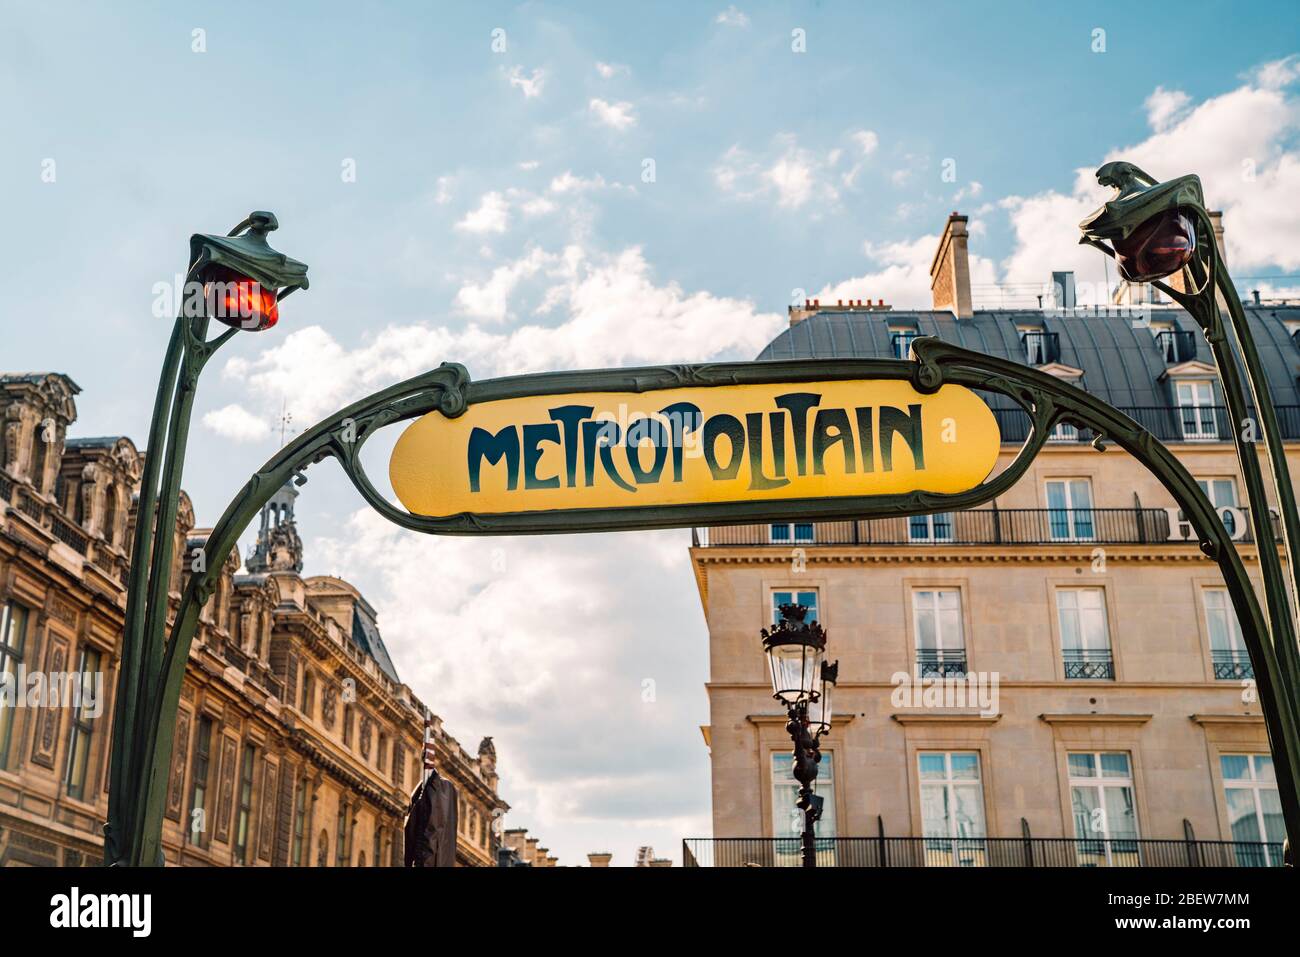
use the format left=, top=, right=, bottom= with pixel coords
left=3, top=1, right=1300, bottom=865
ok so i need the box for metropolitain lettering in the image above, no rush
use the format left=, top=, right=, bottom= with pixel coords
left=465, top=393, right=925, bottom=494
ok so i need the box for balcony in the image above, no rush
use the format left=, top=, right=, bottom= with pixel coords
left=916, top=648, right=967, bottom=678
left=694, top=508, right=1246, bottom=548
left=1062, top=648, right=1114, bottom=680
left=1212, top=648, right=1254, bottom=681
left=682, top=836, right=1283, bottom=867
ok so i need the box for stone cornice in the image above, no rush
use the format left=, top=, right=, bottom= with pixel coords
left=746, top=712, right=857, bottom=727
left=892, top=712, right=1000, bottom=724
left=1190, top=713, right=1265, bottom=726
left=1039, top=712, right=1152, bottom=725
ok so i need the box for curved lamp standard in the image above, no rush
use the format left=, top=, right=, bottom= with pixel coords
left=1081, top=164, right=1300, bottom=863
left=762, top=603, right=836, bottom=867
left=105, top=212, right=308, bottom=867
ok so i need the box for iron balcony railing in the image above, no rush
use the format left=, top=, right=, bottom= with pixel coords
left=991, top=404, right=1300, bottom=443
left=916, top=648, right=967, bottom=678
left=682, top=837, right=1284, bottom=868
left=693, top=508, right=1264, bottom=547
left=1062, top=648, right=1115, bottom=680
left=1212, top=648, right=1254, bottom=681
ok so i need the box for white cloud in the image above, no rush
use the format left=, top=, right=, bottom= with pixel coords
left=595, top=61, right=628, bottom=78
left=521, top=196, right=557, bottom=216
left=220, top=246, right=783, bottom=424
left=454, top=247, right=552, bottom=322
left=715, top=5, right=749, bottom=27
left=1145, top=86, right=1192, bottom=132
left=589, top=97, right=637, bottom=131
left=309, top=511, right=711, bottom=865
left=201, top=404, right=271, bottom=443
left=764, top=154, right=817, bottom=208
left=505, top=65, right=546, bottom=99
left=997, top=58, right=1300, bottom=291
left=817, top=232, right=998, bottom=310
left=714, top=134, right=847, bottom=210
left=455, top=191, right=510, bottom=234
left=549, top=170, right=630, bottom=194
left=850, top=129, right=879, bottom=156
left=517, top=160, right=540, bottom=171
left=433, top=175, right=454, bottom=205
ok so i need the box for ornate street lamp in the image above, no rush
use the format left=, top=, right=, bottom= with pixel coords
left=105, top=213, right=308, bottom=867
left=1081, top=163, right=1300, bottom=860
left=762, top=604, right=835, bottom=867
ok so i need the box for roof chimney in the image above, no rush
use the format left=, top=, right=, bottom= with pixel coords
left=1208, top=210, right=1226, bottom=263
left=588, top=852, right=613, bottom=867
left=930, top=212, right=973, bottom=319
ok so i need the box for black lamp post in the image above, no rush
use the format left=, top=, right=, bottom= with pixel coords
left=762, top=603, right=837, bottom=868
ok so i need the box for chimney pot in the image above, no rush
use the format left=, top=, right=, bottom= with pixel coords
left=813, top=298, right=819, bottom=307
left=877, top=299, right=884, bottom=306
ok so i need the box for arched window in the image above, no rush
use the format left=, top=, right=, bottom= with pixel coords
left=357, top=851, right=366, bottom=867
left=316, top=831, right=328, bottom=867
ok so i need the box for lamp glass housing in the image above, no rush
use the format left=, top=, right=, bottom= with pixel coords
left=1111, top=207, right=1196, bottom=283
left=202, top=264, right=280, bottom=331
left=807, top=667, right=834, bottom=736
left=766, top=638, right=824, bottom=705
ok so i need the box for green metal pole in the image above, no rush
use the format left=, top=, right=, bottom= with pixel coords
left=104, top=304, right=188, bottom=866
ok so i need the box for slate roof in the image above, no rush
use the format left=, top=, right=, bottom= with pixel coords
left=351, top=610, right=401, bottom=684
left=757, top=306, right=1300, bottom=413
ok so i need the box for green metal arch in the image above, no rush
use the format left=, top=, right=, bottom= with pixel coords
left=126, top=338, right=1300, bottom=865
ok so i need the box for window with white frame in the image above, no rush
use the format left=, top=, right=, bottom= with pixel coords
left=1068, top=752, right=1139, bottom=863
left=1220, top=754, right=1284, bottom=866
left=770, top=522, right=814, bottom=544
left=909, top=513, right=953, bottom=542
left=918, top=752, right=987, bottom=864
left=1204, top=588, right=1251, bottom=680
left=771, top=589, right=818, bottom=627
left=1057, top=587, right=1113, bottom=679
left=1045, top=478, right=1094, bottom=541
left=913, top=589, right=965, bottom=676
left=1197, top=477, right=1240, bottom=537
left=1175, top=380, right=1217, bottom=440
left=771, top=751, right=835, bottom=840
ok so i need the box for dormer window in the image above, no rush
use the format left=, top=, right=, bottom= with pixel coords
left=1021, top=330, right=1060, bottom=365
left=890, top=328, right=918, bottom=359
left=1154, top=329, right=1196, bottom=363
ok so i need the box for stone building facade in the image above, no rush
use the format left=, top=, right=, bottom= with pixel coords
left=0, top=372, right=507, bottom=866
left=692, top=214, right=1292, bottom=865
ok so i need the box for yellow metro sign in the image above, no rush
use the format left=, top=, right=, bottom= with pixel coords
left=390, top=376, right=999, bottom=524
